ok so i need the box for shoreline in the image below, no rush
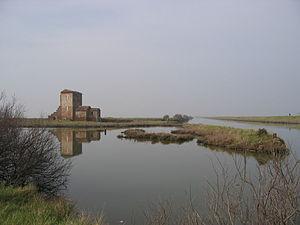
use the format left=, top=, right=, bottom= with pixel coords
left=209, top=116, right=300, bottom=126
left=15, top=118, right=183, bottom=129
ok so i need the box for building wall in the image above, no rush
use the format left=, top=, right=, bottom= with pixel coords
left=60, top=92, right=82, bottom=120
left=91, top=109, right=101, bottom=121
left=60, top=93, right=74, bottom=120
left=72, top=93, right=82, bottom=111
left=75, top=110, right=91, bottom=121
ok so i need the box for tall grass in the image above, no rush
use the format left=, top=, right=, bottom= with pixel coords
left=0, top=185, right=106, bottom=225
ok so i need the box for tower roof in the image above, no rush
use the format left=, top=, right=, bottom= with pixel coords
left=61, top=89, right=82, bottom=95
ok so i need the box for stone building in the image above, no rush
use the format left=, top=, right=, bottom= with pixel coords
left=49, top=89, right=101, bottom=121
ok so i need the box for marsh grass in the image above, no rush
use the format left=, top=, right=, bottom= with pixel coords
left=119, top=124, right=288, bottom=154
left=173, top=124, right=288, bottom=154
left=0, top=185, right=106, bottom=225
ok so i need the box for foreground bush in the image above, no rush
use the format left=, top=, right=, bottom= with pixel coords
left=0, top=93, right=70, bottom=196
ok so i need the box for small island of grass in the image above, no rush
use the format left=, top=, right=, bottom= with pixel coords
left=118, top=124, right=288, bottom=154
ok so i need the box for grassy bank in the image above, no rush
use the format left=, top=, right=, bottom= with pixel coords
left=119, top=124, right=288, bottom=154
left=17, top=118, right=183, bottom=129
left=212, top=116, right=300, bottom=125
left=0, top=185, right=104, bottom=225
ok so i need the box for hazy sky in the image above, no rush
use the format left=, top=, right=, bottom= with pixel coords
left=1, top=0, right=300, bottom=117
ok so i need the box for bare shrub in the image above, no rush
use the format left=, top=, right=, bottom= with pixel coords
left=0, top=92, right=71, bottom=196
left=142, top=155, right=300, bottom=225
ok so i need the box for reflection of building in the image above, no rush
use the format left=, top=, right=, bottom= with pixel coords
left=75, top=130, right=101, bottom=143
left=49, top=89, right=101, bottom=121
left=60, top=130, right=82, bottom=156
left=53, top=129, right=101, bottom=157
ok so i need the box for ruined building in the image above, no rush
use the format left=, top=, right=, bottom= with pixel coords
left=49, top=89, right=101, bottom=121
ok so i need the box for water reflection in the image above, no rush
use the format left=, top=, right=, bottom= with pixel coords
left=53, top=129, right=102, bottom=157
left=53, top=126, right=289, bottom=164
left=198, top=143, right=287, bottom=165
left=49, top=125, right=300, bottom=223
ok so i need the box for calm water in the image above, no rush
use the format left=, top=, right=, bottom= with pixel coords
left=53, top=118, right=300, bottom=224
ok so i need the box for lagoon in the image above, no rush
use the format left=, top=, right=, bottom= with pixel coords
left=53, top=118, right=300, bottom=224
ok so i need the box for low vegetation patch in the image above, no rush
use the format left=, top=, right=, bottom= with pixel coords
left=173, top=124, right=288, bottom=154
left=117, top=129, right=195, bottom=144
left=119, top=124, right=288, bottom=154
left=0, top=185, right=105, bottom=225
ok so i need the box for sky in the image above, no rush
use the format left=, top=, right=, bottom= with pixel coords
left=1, top=0, right=300, bottom=117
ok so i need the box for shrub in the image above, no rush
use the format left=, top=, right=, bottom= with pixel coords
left=257, top=128, right=268, bottom=136
left=0, top=92, right=71, bottom=196
left=162, top=115, right=170, bottom=121
left=173, top=114, right=193, bottom=122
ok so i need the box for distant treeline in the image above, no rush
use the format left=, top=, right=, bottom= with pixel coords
left=162, top=114, right=193, bottom=122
